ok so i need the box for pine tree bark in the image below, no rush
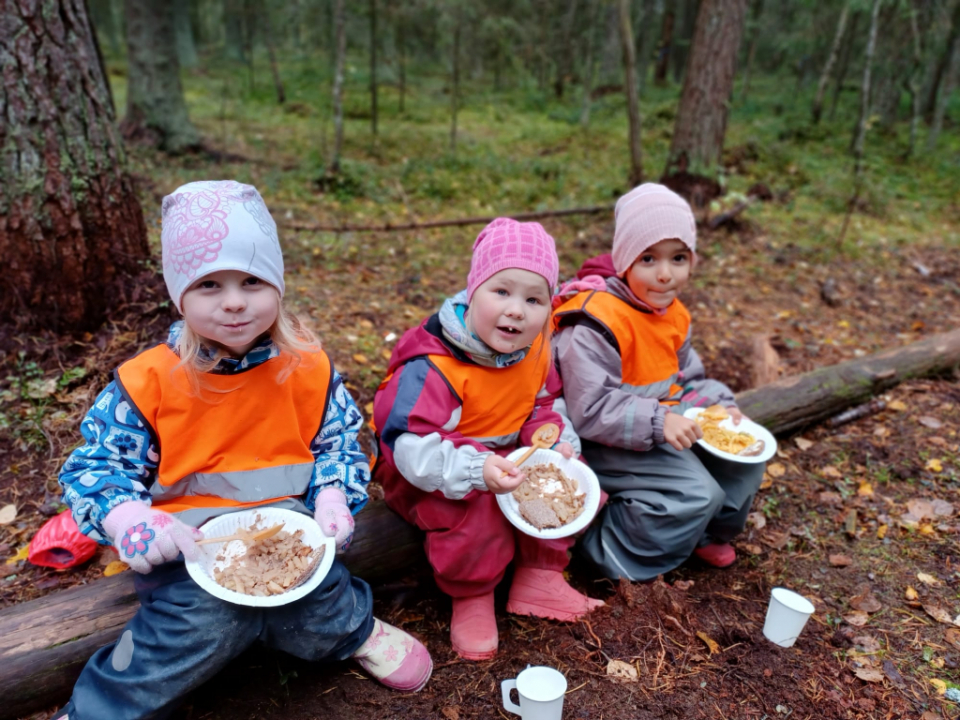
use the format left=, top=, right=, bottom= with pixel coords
left=618, top=0, right=643, bottom=187
left=812, top=2, right=851, bottom=124
left=121, top=0, right=200, bottom=153
left=330, top=0, right=346, bottom=173
left=0, top=0, right=148, bottom=332
left=663, top=0, right=748, bottom=188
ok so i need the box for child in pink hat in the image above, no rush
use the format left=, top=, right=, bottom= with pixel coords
left=373, top=218, right=603, bottom=661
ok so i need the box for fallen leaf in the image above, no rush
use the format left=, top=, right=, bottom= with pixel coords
left=922, top=712, right=941, bottom=720
left=844, top=611, right=870, bottom=627
left=930, top=678, right=947, bottom=695
left=359, top=319, right=374, bottom=330
left=819, top=491, right=843, bottom=505
left=820, top=465, right=843, bottom=479
left=759, top=475, right=773, bottom=490
left=877, top=524, right=888, bottom=539
left=672, top=579, right=695, bottom=591
left=907, top=499, right=936, bottom=520
left=795, top=437, right=815, bottom=450
left=441, top=707, right=460, bottom=720
left=887, top=400, right=908, bottom=412
left=926, top=459, right=944, bottom=473
left=767, top=463, right=786, bottom=478
left=5, top=545, right=29, bottom=564
left=829, top=554, right=853, bottom=567
left=696, top=631, right=720, bottom=655
left=606, top=659, right=639, bottom=683
left=850, top=593, right=882, bottom=613
left=0, top=504, right=16, bottom=525
left=852, top=635, right=881, bottom=653
left=922, top=603, right=956, bottom=625
left=931, top=500, right=955, bottom=517
left=103, top=561, right=129, bottom=577
left=919, top=523, right=937, bottom=536
left=918, top=572, right=941, bottom=587
left=364, top=401, right=374, bottom=416
left=853, top=667, right=884, bottom=683
left=857, top=482, right=873, bottom=497
left=352, top=353, right=368, bottom=364
left=905, top=586, right=919, bottom=600
left=945, top=628, right=960, bottom=650
left=928, top=436, right=947, bottom=447
left=380, top=348, right=392, bottom=360
left=883, top=659, right=905, bottom=686
left=741, top=543, right=764, bottom=555
left=919, top=416, right=944, bottom=429
left=873, top=425, right=891, bottom=437
left=747, top=512, right=766, bottom=530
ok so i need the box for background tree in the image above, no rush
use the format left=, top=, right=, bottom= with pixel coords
left=121, top=0, right=201, bottom=153
left=0, top=0, right=148, bottom=331
left=663, top=0, right=748, bottom=197
left=812, top=2, right=851, bottom=124
left=173, top=0, right=199, bottom=68
left=329, top=0, right=346, bottom=173
left=619, top=0, right=643, bottom=186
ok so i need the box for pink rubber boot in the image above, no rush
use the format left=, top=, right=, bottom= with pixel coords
left=506, top=568, right=605, bottom=621
left=450, top=593, right=499, bottom=660
left=352, top=618, right=433, bottom=692
left=693, top=542, right=736, bottom=568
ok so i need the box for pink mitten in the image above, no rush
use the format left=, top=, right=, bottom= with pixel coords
left=314, top=488, right=355, bottom=552
left=103, top=501, right=204, bottom=573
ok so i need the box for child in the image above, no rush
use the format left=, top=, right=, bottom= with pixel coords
left=55, top=181, right=431, bottom=720
left=373, top=218, right=603, bottom=661
left=553, top=183, right=766, bottom=582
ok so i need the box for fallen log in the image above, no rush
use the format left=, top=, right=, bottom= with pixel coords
left=4, top=329, right=960, bottom=718
left=737, top=329, right=960, bottom=435
left=0, top=501, right=423, bottom=720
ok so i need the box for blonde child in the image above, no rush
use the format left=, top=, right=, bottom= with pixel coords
left=553, top=184, right=766, bottom=581
left=373, top=218, right=603, bottom=661
left=54, top=181, right=431, bottom=720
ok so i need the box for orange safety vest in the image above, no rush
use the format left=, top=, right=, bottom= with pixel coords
left=553, top=290, right=690, bottom=403
left=115, top=344, right=332, bottom=525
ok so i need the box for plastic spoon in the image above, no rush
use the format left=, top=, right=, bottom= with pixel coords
left=503, top=423, right=561, bottom=476
left=196, top=523, right=285, bottom=546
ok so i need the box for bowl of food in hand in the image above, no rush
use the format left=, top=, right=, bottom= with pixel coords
left=682, top=405, right=777, bottom=464
left=495, top=448, right=601, bottom=539
left=185, top=507, right=336, bottom=607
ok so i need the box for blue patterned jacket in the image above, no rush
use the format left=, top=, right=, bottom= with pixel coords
left=59, top=323, right=370, bottom=543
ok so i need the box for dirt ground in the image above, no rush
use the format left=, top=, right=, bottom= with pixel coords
left=4, top=216, right=960, bottom=719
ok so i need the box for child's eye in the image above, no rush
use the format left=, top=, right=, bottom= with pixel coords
left=198, top=280, right=218, bottom=289
left=497, top=289, right=508, bottom=296
left=243, top=276, right=262, bottom=286
left=526, top=297, right=542, bottom=305
left=673, top=254, right=688, bottom=263
left=639, top=255, right=655, bottom=264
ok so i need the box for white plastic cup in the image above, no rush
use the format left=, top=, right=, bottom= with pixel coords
left=763, top=587, right=816, bottom=648
left=501, top=665, right=567, bottom=719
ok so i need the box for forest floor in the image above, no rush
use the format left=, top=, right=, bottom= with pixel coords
left=3, top=64, right=960, bottom=718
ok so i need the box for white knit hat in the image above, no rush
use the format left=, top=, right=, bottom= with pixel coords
left=160, top=180, right=285, bottom=312
left=612, top=183, right=697, bottom=275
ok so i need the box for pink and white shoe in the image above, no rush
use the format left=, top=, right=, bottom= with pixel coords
left=352, top=618, right=432, bottom=692
left=693, top=542, right=736, bottom=568
left=450, top=592, right=499, bottom=660
left=506, top=567, right=605, bottom=622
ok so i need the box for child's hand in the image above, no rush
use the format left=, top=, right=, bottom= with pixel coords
left=554, top=442, right=575, bottom=459
left=314, top=488, right=355, bottom=553
left=483, top=455, right=526, bottom=494
left=726, top=406, right=745, bottom=425
left=663, top=412, right=704, bottom=451
left=103, top=501, right=204, bottom=574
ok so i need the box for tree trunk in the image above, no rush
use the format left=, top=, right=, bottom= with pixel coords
left=851, top=0, right=882, bottom=159
left=121, top=0, right=200, bottom=153
left=224, top=0, right=246, bottom=62
left=663, top=0, right=748, bottom=187
left=812, top=2, right=850, bottom=124
left=653, top=5, right=674, bottom=86
left=922, top=1, right=960, bottom=123
left=369, top=0, right=378, bottom=139
left=329, top=0, right=346, bottom=173
left=262, top=3, right=285, bottom=104
left=0, top=0, right=149, bottom=332
left=618, top=0, right=643, bottom=187
left=907, top=4, right=922, bottom=156
left=927, top=29, right=960, bottom=150
left=7, top=328, right=960, bottom=718
left=738, top=0, right=764, bottom=104
left=172, top=0, right=198, bottom=68
left=397, top=9, right=406, bottom=113
left=580, top=0, right=602, bottom=128
left=829, top=10, right=860, bottom=120
left=671, top=0, right=698, bottom=85
left=450, top=17, right=461, bottom=154
left=0, top=501, right=425, bottom=720
left=554, top=0, right=580, bottom=98
left=88, top=0, right=121, bottom=55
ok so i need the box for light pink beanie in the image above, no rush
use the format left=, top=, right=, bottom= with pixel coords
left=611, top=183, right=697, bottom=275
left=466, top=218, right=559, bottom=302
left=160, top=180, right=285, bottom=312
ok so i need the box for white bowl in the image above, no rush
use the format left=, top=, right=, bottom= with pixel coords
left=682, top=407, right=777, bottom=464
left=495, top=448, right=601, bottom=539
left=185, top=507, right=335, bottom=607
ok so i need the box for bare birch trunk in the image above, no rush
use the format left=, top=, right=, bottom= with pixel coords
left=618, top=0, right=643, bottom=186
left=829, top=10, right=860, bottom=120
left=907, top=6, right=922, bottom=156
left=812, top=2, right=851, bottom=124
left=330, top=0, right=346, bottom=173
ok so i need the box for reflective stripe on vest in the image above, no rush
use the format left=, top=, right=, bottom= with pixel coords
left=426, top=333, right=551, bottom=440
left=115, top=345, right=332, bottom=521
left=554, top=291, right=690, bottom=403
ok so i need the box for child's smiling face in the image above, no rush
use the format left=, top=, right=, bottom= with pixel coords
left=467, top=268, right=551, bottom=354
left=625, top=238, right=693, bottom=309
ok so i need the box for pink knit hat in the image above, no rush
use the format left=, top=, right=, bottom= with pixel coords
left=611, top=183, right=697, bottom=275
left=466, top=218, right=559, bottom=302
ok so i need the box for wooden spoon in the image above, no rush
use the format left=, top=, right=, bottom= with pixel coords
left=506, top=423, right=561, bottom=473
left=196, top=523, right=285, bottom=546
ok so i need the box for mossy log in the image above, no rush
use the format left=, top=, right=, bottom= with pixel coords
left=0, top=501, right=423, bottom=720
left=3, top=329, right=960, bottom=718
